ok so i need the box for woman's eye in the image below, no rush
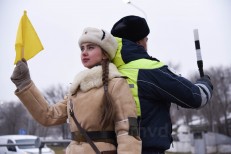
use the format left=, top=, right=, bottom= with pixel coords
left=88, top=46, right=94, bottom=50
left=81, top=47, right=84, bottom=52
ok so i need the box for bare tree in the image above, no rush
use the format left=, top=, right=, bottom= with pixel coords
left=43, top=84, right=68, bottom=104
left=0, top=101, right=28, bottom=135
left=206, top=66, right=231, bottom=135
left=42, top=84, right=70, bottom=139
left=170, top=65, right=231, bottom=136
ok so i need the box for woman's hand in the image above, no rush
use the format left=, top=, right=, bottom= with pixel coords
left=11, top=59, right=31, bottom=90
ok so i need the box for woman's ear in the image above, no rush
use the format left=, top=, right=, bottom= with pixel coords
left=102, top=51, right=110, bottom=60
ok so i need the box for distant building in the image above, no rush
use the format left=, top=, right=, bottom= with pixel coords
left=167, top=124, right=231, bottom=154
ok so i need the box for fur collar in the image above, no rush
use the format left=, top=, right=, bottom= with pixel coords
left=70, top=63, right=121, bottom=94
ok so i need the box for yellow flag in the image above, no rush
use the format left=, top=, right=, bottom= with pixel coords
left=14, top=11, right=44, bottom=64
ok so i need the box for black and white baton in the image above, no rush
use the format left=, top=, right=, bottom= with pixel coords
left=193, top=29, right=204, bottom=77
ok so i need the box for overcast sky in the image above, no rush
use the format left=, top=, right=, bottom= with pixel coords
left=1, top=0, right=231, bottom=102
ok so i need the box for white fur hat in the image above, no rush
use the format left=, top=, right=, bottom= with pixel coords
left=78, top=27, right=118, bottom=60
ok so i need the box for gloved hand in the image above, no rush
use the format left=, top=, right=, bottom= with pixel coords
left=11, top=59, right=31, bottom=90
left=197, top=75, right=213, bottom=91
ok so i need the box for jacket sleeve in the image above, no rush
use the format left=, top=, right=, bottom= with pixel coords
left=15, top=81, right=68, bottom=126
left=147, top=66, right=212, bottom=108
left=109, top=78, right=141, bottom=154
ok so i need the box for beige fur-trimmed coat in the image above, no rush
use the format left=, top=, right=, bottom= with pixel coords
left=15, top=63, right=141, bottom=154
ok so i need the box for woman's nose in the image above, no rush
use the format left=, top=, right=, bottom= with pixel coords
left=82, top=49, right=88, bottom=56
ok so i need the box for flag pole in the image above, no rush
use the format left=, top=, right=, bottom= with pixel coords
left=21, top=10, right=26, bottom=60
left=21, top=48, right=24, bottom=60
left=193, top=29, right=204, bottom=77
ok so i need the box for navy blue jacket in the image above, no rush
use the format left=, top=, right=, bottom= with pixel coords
left=112, top=38, right=213, bottom=151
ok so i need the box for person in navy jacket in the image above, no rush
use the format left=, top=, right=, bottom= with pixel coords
left=111, top=15, right=213, bottom=154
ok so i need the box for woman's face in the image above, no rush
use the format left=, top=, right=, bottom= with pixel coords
left=80, top=43, right=107, bottom=68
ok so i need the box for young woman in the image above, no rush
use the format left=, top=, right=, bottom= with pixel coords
left=11, top=27, right=141, bottom=154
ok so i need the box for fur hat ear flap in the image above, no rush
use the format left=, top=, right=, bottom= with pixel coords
left=78, top=27, right=118, bottom=60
